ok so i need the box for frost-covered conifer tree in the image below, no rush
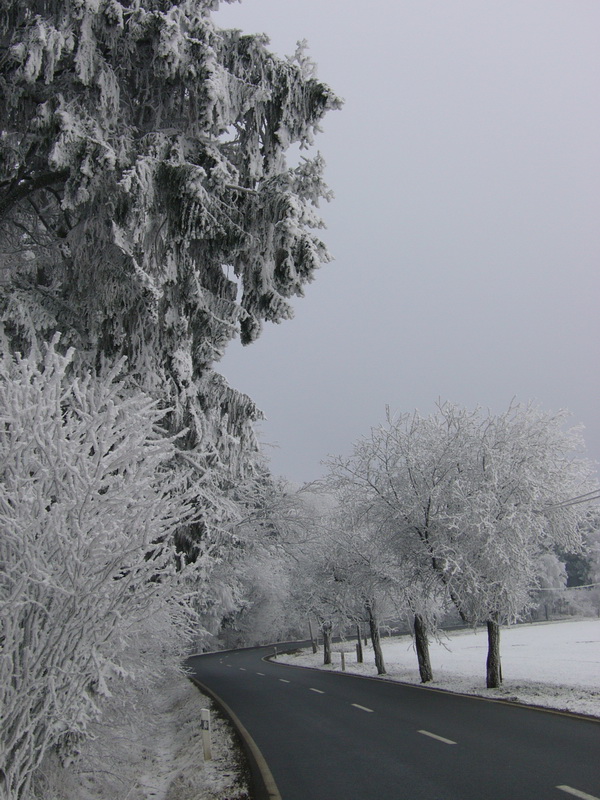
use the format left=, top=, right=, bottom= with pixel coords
left=1, top=6, right=340, bottom=794
left=0, top=0, right=341, bottom=549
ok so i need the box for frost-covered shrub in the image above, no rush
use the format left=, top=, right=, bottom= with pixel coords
left=30, top=668, right=250, bottom=800
left=0, top=342, right=197, bottom=800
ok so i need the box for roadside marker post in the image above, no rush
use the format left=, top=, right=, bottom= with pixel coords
left=341, top=651, right=346, bottom=671
left=201, top=708, right=212, bottom=761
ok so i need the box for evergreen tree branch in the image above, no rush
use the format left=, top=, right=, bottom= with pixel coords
left=0, top=170, right=70, bottom=219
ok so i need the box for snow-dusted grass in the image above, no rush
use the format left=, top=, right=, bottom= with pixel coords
left=32, top=671, right=250, bottom=800
left=280, top=618, right=600, bottom=718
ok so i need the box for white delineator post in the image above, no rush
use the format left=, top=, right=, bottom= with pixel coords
left=201, top=708, right=212, bottom=761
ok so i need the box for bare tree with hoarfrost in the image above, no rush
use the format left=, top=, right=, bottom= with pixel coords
left=286, top=528, right=359, bottom=666
left=326, top=407, right=470, bottom=682
left=326, top=402, right=597, bottom=688
left=280, top=496, right=403, bottom=673
left=441, top=403, right=597, bottom=687
left=215, top=480, right=326, bottom=648
left=530, top=552, right=568, bottom=620
left=0, top=342, right=201, bottom=800
left=319, top=509, right=414, bottom=676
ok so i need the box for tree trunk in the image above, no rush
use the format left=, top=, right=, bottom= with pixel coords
left=356, top=624, right=363, bottom=663
left=308, top=617, right=317, bottom=654
left=413, top=613, right=433, bottom=683
left=366, top=602, right=386, bottom=675
left=486, top=619, right=502, bottom=688
left=322, top=621, right=332, bottom=665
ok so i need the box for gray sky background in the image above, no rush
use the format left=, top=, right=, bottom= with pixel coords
left=215, top=0, right=600, bottom=484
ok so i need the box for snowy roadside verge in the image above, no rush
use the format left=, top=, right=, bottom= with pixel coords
left=278, top=618, right=600, bottom=719
left=33, top=670, right=250, bottom=800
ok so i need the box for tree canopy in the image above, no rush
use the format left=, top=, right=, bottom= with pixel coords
left=0, top=0, right=341, bottom=476
left=325, top=401, right=598, bottom=686
left=0, top=5, right=342, bottom=793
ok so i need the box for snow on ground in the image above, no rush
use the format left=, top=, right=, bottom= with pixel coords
left=280, top=618, right=600, bottom=718
left=29, top=619, right=598, bottom=798
left=34, top=671, right=250, bottom=800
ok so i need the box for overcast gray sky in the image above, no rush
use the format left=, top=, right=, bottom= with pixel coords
left=215, top=0, right=600, bottom=484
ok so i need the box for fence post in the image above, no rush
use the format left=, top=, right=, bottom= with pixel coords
left=201, top=708, right=212, bottom=761
left=341, top=651, right=346, bottom=672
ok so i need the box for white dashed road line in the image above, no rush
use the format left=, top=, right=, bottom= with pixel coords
left=557, top=787, right=600, bottom=800
left=214, top=660, right=597, bottom=798
left=418, top=729, right=457, bottom=745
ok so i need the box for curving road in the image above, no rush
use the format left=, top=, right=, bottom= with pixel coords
left=186, top=643, right=600, bottom=800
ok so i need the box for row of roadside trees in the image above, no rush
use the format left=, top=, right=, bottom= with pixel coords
left=285, top=401, right=598, bottom=689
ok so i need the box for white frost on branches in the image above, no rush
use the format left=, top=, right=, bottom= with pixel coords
left=323, top=401, right=599, bottom=684
left=0, top=342, right=199, bottom=800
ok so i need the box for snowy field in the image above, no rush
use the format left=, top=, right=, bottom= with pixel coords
left=280, top=618, right=600, bottom=718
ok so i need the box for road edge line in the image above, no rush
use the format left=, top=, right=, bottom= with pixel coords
left=264, top=654, right=600, bottom=724
left=187, top=637, right=306, bottom=658
left=187, top=675, right=282, bottom=800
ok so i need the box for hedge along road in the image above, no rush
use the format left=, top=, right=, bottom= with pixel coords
left=185, top=642, right=600, bottom=800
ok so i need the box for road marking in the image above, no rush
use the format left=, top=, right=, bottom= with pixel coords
left=418, top=729, right=457, bottom=745
left=226, top=664, right=232, bottom=668
left=256, top=672, right=265, bottom=676
left=557, top=787, right=600, bottom=800
left=279, top=679, right=290, bottom=683
left=309, top=688, right=325, bottom=694
left=351, top=703, right=374, bottom=713
left=239, top=668, right=246, bottom=671
left=188, top=675, right=282, bottom=800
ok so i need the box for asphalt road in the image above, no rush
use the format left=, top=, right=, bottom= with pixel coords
left=186, top=642, right=600, bottom=800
